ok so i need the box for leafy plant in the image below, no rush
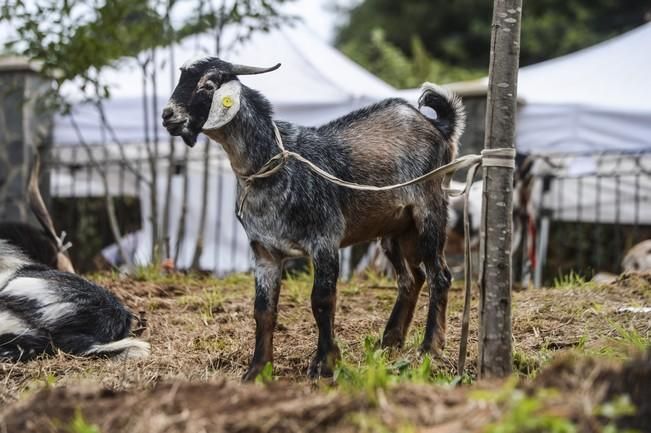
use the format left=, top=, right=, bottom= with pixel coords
left=255, top=362, right=274, bottom=384
left=0, top=0, right=296, bottom=109
left=595, top=395, right=640, bottom=433
left=552, top=271, right=587, bottom=289
left=336, top=0, right=649, bottom=72
left=475, top=384, right=577, bottom=433
left=334, top=335, right=469, bottom=403
left=67, top=409, right=101, bottom=433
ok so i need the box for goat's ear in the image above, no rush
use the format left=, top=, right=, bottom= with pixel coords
left=203, top=80, right=242, bottom=131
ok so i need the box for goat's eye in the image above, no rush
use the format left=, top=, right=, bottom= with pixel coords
left=198, top=80, right=218, bottom=92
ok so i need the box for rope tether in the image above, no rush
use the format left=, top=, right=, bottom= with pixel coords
left=236, top=121, right=516, bottom=375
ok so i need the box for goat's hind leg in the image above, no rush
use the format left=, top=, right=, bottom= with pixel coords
left=381, top=236, right=425, bottom=349
left=242, top=243, right=283, bottom=382
left=418, top=214, right=452, bottom=354
left=308, top=247, right=341, bottom=379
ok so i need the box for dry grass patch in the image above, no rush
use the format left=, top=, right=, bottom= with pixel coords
left=0, top=270, right=649, bottom=432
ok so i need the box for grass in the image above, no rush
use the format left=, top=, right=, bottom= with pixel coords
left=284, top=270, right=314, bottom=303
left=580, top=322, right=651, bottom=360
left=2, top=270, right=650, bottom=433
left=66, top=409, right=101, bottom=433
left=334, top=335, right=470, bottom=403
left=349, top=414, right=416, bottom=433
left=552, top=270, right=591, bottom=289
left=482, top=387, right=577, bottom=433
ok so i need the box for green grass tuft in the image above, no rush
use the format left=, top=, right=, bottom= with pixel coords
left=67, top=409, right=101, bottom=433
left=255, top=362, right=274, bottom=384
left=334, top=335, right=469, bottom=403
left=552, top=271, right=588, bottom=289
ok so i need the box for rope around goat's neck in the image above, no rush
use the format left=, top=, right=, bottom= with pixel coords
left=235, top=120, right=516, bottom=376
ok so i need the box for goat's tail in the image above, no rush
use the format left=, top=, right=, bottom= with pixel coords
left=83, top=337, right=150, bottom=360
left=418, top=82, right=466, bottom=164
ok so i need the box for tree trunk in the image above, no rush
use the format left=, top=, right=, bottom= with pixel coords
left=478, top=0, right=522, bottom=378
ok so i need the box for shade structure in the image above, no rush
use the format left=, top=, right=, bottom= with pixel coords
left=54, top=22, right=396, bottom=146
left=516, top=23, right=651, bottom=155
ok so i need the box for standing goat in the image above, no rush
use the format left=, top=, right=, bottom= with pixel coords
left=162, top=57, right=465, bottom=380
left=0, top=157, right=74, bottom=273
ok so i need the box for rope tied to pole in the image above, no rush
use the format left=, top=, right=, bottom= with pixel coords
left=235, top=121, right=515, bottom=375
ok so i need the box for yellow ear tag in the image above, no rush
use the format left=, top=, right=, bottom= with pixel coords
left=222, top=96, right=234, bottom=108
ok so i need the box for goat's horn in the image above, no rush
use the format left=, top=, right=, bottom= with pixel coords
left=230, top=62, right=281, bottom=75
left=28, top=154, right=59, bottom=244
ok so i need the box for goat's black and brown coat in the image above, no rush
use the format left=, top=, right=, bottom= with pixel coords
left=163, top=57, right=465, bottom=380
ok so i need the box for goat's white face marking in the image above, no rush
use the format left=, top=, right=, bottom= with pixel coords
left=203, top=80, right=242, bottom=131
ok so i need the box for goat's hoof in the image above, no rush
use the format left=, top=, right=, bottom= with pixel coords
left=242, top=363, right=266, bottom=382
left=308, top=359, right=334, bottom=379
left=420, top=339, right=444, bottom=356
left=308, top=349, right=341, bottom=379
left=380, top=330, right=404, bottom=349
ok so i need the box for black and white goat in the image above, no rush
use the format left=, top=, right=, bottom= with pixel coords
left=162, top=57, right=464, bottom=380
left=0, top=240, right=149, bottom=362
left=0, top=157, right=74, bottom=273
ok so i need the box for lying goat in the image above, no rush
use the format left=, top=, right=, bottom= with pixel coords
left=0, top=157, right=74, bottom=273
left=162, top=58, right=464, bottom=380
left=0, top=240, right=149, bottom=361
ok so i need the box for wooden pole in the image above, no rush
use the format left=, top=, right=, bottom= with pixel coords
left=478, top=0, right=522, bottom=378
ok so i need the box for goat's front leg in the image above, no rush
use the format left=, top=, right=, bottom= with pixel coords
left=308, top=248, right=341, bottom=379
left=242, top=244, right=283, bottom=382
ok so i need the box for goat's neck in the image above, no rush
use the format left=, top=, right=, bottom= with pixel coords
left=204, top=114, right=278, bottom=178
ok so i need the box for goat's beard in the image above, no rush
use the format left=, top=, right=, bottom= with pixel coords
left=181, top=129, right=199, bottom=147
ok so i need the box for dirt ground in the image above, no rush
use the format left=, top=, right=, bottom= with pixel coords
left=1, top=271, right=650, bottom=432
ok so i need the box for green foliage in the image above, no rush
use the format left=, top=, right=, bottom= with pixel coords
left=475, top=382, right=577, bottom=433
left=334, top=336, right=470, bottom=403
left=67, top=409, right=101, bottom=433
left=571, top=323, right=649, bottom=362
left=350, top=414, right=415, bottom=433
left=255, top=362, right=274, bottom=384
left=596, top=323, right=650, bottom=359
left=0, top=0, right=295, bottom=109
left=336, top=0, right=649, bottom=87
left=595, top=395, right=640, bottom=433
left=552, top=271, right=588, bottom=289
left=341, top=28, right=483, bottom=87
left=284, top=268, right=314, bottom=303
left=488, top=391, right=577, bottom=433
left=512, top=350, right=545, bottom=377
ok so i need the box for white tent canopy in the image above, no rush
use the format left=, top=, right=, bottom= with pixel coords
left=54, top=23, right=396, bottom=146
left=516, top=23, right=651, bottom=155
